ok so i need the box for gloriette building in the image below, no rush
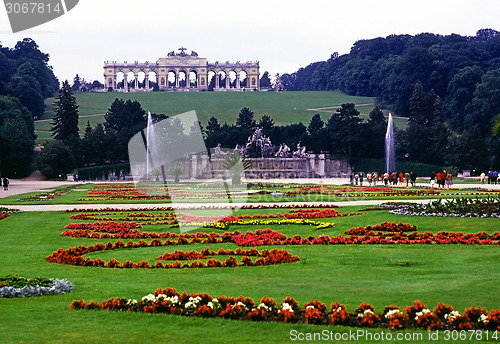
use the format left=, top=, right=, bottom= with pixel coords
left=103, top=47, right=260, bottom=92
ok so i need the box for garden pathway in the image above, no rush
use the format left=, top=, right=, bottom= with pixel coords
left=0, top=178, right=498, bottom=212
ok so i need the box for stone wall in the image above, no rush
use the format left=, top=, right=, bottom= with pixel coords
left=142, top=154, right=350, bottom=181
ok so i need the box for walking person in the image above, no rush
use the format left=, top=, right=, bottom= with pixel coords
left=367, top=172, right=372, bottom=186
left=410, top=171, right=417, bottom=187
left=404, top=172, right=410, bottom=187
left=480, top=172, right=486, bottom=184
left=445, top=172, right=453, bottom=188
left=430, top=171, right=436, bottom=188
left=494, top=170, right=499, bottom=185
left=2, top=177, right=9, bottom=191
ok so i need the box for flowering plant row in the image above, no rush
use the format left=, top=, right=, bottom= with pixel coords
left=68, top=208, right=360, bottom=223
left=0, top=275, right=73, bottom=298
left=0, top=207, right=21, bottom=221
left=60, top=221, right=500, bottom=246
left=390, top=196, right=500, bottom=218
left=16, top=185, right=79, bottom=202
left=70, top=287, right=500, bottom=331
left=63, top=203, right=343, bottom=213
left=46, top=240, right=299, bottom=269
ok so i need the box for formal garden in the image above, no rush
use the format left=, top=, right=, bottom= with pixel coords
left=1, top=182, right=499, bottom=343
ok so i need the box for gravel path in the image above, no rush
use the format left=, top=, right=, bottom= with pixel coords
left=0, top=178, right=498, bottom=212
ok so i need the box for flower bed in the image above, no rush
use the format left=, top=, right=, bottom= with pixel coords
left=0, top=207, right=22, bottom=221
left=70, top=287, right=500, bottom=331
left=0, top=274, right=74, bottom=298
left=46, top=240, right=299, bottom=269
left=59, top=221, right=500, bottom=245
left=390, top=196, right=500, bottom=218
left=16, top=185, right=79, bottom=202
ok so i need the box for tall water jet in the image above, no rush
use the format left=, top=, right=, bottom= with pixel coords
left=146, top=112, right=155, bottom=179
left=385, top=113, right=395, bottom=173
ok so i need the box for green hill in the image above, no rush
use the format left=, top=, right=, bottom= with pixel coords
left=36, top=91, right=405, bottom=144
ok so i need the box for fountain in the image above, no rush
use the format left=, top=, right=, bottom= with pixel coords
left=145, top=112, right=156, bottom=178
left=385, top=113, right=395, bottom=173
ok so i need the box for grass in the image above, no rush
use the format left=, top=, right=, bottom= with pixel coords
left=1, top=202, right=499, bottom=343
left=36, top=91, right=408, bottom=144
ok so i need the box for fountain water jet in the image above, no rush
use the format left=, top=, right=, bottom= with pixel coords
left=385, top=113, right=395, bottom=173
left=146, top=112, right=155, bottom=178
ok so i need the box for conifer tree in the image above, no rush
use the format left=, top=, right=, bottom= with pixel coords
left=51, top=80, right=79, bottom=145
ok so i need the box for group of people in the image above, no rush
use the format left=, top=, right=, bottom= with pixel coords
left=479, top=171, right=499, bottom=184
left=350, top=171, right=417, bottom=187
left=2, top=177, right=9, bottom=191
left=430, top=171, right=453, bottom=188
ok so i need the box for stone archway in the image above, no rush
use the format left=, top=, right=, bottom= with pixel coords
left=103, top=49, right=260, bottom=92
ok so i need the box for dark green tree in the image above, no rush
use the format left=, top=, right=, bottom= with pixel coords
left=0, top=95, right=36, bottom=178
left=447, top=125, right=490, bottom=171
left=104, top=98, right=147, bottom=162
left=235, top=107, right=256, bottom=131
left=8, top=62, right=45, bottom=118
left=307, top=113, right=324, bottom=135
left=51, top=80, right=79, bottom=145
left=325, top=103, right=362, bottom=159
left=38, top=140, right=75, bottom=179
left=464, top=68, right=500, bottom=135
left=259, top=71, right=272, bottom=88
left=445, top=66, right=483, bottom=131
left=80, top=122, right=108, bottom=166
left=362, top=107, right=387, bottom=158
left=400, top=85, right=449, bottom=164
left=71, top=74, right=81, bottom=92
left=258, top=115, right=275, bottom=132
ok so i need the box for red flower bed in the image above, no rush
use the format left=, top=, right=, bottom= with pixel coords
left=60, top=220, right=500, bottom=246
left=46, top=240, right=299, bottom=269
left=70, top=288, right=500, bottom=332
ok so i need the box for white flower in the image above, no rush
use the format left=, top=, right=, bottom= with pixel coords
left=479, top=314, right=489, bottom=324
left=279, top=302, right=293, bottom=313
left=306, top=305, right=315, bottom=310
left=126, top=299, right=137, bottom=306
left=415, top=308, right=431, bottom=320
left=385, top=309, right=401, bottom=319
left=165, top=295, right=179, bottom=306
left=358, top=309, right=374, bottom=318
left=236, top=301, right=247, bottom=311
left=257, top=303, right=270, bottom=312
left=445, top=311, right=461, bottom=322
left=141, top=294, right=156, bottom=304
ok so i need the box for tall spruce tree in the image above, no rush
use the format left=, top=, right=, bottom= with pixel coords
left=51, top=80, right=79, bottom=145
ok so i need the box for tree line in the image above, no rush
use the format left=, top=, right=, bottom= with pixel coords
left=278, top=29, right=500, bottom=172
left=0, top=38, right=59, bottom=178
left=42, top=84, right=499, bottom=179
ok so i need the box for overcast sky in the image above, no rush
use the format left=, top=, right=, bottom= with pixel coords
left=1, top=0, right=499, bottom=84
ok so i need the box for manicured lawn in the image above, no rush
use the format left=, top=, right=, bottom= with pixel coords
left=1, top=203, right=499, bottom=343
left=36, top=91, right=399, bottom=145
